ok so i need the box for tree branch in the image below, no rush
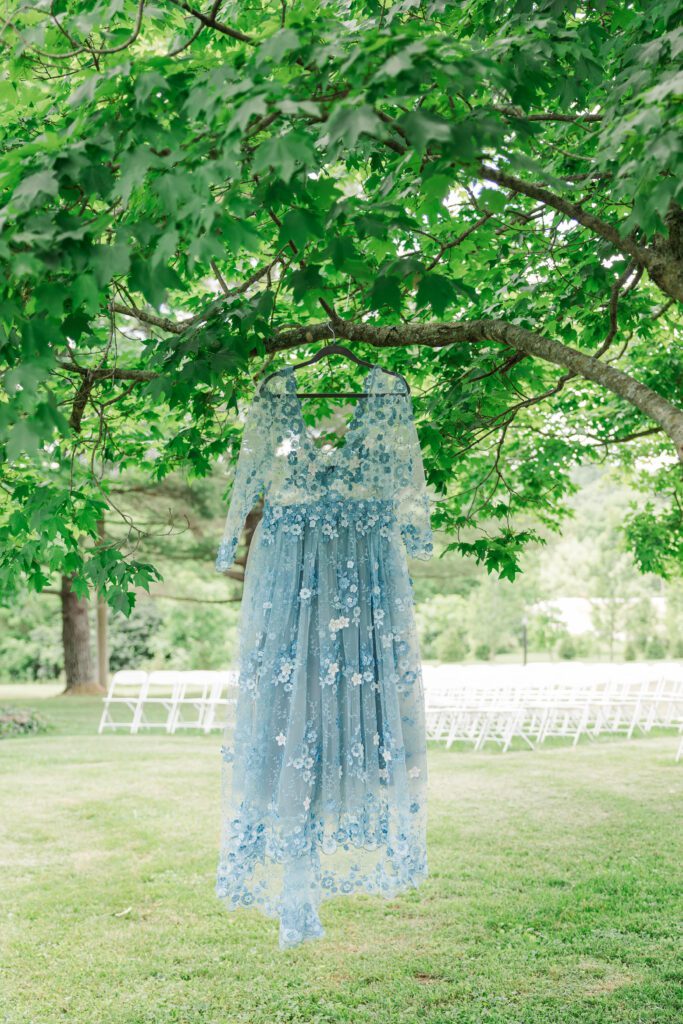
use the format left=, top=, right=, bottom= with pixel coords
left=480, top=164, right=655, bottom=272
left=59, top=362, right=158, bottom=382
left=111, top=301, right=189, bottom=333
left=492, top=105, right=603, bottom=123
left=164, top=0, right=254, bottom=43
left=34, top=0, right=145, bottom=59
left=264, top=319, right=683, bottom=458
left=68, top=372, right=94, bottom=431
left=60, top=314, right=683, bottom=460
left=593, top=426, right=663, bottom=446
left=111, top=253, right=287, bottom=334
left=594, top=259, right=640, bottom=359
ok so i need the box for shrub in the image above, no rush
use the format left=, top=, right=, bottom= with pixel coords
left=556, top=634, right=592, bottom=661
left=671, top=636, right=683, bottom=659
left=624, top=643, right=638, bottom=662
left=0, top=706, right=51, bottom=738
left=433, top=627, right=469, bottom=663
left=158, top=601, right=240, bottom=669
left=415, top=594, right=470, bottom=662
left=645, top=635, right=668, bottom=660
left=557, top=635, right=577, bottom=661
left=109, top=601, right=165, bottom=671
left=0, top=634, right=62, bottom=682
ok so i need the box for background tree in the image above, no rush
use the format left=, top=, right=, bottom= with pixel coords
left=1, top=0, right=682, bottom=624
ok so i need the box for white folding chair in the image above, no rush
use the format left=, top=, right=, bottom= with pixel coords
left=168, top=671, right=222, bottom=733
left=98, top=670, right=148, bottom=734
left=202, top=671, right=239, bottom=733
left=136, top=671, right=183, bottom=733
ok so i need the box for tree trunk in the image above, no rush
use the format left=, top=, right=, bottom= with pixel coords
left=649, top=202, right=683, bottom=305
left=60, top=574, right=102, bottom=695
left=96, top=519, right=109, bottom=690
left=224, top=500, right=263, bottom=585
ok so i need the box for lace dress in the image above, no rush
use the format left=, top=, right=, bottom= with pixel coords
left=214, top=364, right=434, bottom=949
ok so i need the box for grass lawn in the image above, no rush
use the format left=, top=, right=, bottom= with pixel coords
left=0, top=694, right=681, bottom=1024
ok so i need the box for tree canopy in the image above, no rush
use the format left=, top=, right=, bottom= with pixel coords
left=1, top=0, right=682, bottom=610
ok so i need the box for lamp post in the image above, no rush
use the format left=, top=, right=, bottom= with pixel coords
left=521, top=614, right=528, bottom=666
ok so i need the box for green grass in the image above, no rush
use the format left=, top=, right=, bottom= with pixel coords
left=0, top=695, right=681, bottom=1024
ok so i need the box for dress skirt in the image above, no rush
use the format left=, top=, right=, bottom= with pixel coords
left=216, top=496, right=428, bottom=948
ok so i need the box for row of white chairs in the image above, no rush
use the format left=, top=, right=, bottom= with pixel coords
left=422, top=660, right=683, bottom=687
left=98, top=670, right=237, bottom=734
left=98, top=665, right=683, bottom=758
left=422, top=666, right=683, bottom=755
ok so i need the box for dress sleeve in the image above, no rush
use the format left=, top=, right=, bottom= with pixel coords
left=215, top=383, right=268, bottom=574
left=394, top=395, right=434, bottom=561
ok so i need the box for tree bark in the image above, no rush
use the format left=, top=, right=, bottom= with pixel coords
left=223, top=501, right=263, bottom=585
left=648, top=202, right=683, bottom=305
left=60, top=575, right=102, bottom=695
left=96, top=519, right=109, bottom=692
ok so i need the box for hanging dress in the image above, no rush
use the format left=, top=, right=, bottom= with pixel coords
left=214, top=364, right=434, bottom=949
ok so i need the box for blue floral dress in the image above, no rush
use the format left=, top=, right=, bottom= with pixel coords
left=214, top=365, right=434, bottom=949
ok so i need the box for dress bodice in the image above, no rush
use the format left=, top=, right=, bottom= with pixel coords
left=216, top=364, right=434, bottom=570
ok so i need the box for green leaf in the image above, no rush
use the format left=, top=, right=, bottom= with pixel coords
left=416, top=274, right=457, bottom=317
left=226, top=96, right=268, bottom=134
left=369, top=276, right=402, bottom=313
left=257, top=28, right=300, bottom=64
left=91, top=242, right=130, bottom=288
left=288, top=266, right=324, bottom=300
left=4, top=362, right=49, bottom=397
left=252, top=131, right=316, bottom=183
left=118, top=146, right=154, bottom=204
left=70, top=576, right=90, bottom=601
left=71, top=275, right=102, bottom=315
left=478, top=188, right=507, bottom=214
left=153, top=228, right=180, bottom=266
left=67, top=74, right=100, bottom=107
left=108, top=589, right=136, bottom=615
left=129, top=257, right=181, bottom=308
left=374, top=42, right=428, bottom=80
left=222, top=218, right=261, bottom=254
left=326, top=104, right=382, bottom=147
left=421, top=173, right=452, bottom=204
left=278, top=208, right=324, bottom=250
left=401, top=112, right=452, bottom=153
left=33, top=283, right=66, bottom=318
left=12, top=170, right=59, bottom=208
left=135, top=71, right=168, bottom=106
left=6, top=420, right=40, bottom=460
